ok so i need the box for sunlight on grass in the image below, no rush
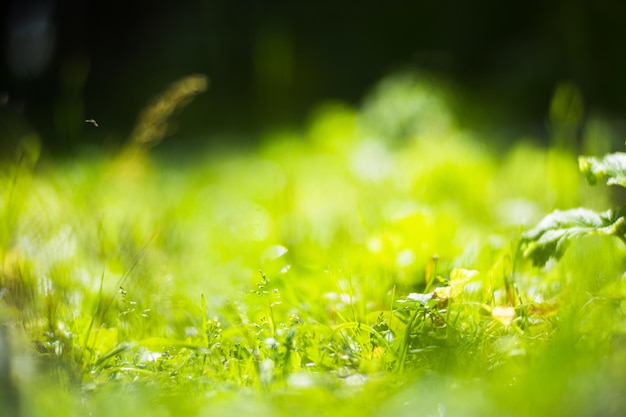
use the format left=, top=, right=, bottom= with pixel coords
left=1, top=72, right=626, bottom=416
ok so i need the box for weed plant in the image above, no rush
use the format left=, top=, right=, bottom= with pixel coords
left=1, top=73, right=625, bottom=416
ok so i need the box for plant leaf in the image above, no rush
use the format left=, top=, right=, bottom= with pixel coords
left=492, top=306, right=516, bottom=326
left=448, top=268, right=479, bottom=297
left=579, top=153, right=626, bottom=187
left=521, top=207, right=626, bottom=266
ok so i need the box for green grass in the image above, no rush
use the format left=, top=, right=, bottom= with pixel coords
left=2, top=73, right=626, bottom=416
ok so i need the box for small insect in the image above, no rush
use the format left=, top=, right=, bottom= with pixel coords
left=84, top=119, right=99, bottom=127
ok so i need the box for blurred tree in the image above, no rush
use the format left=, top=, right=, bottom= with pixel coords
left=1, top=0, right=626, bottom=152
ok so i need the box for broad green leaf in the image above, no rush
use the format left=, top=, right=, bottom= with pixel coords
left=579, top=152, right=626, bottom=187
left=521, top=207, right=626, bottom=266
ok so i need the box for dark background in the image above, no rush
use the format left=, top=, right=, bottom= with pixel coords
left=2, top=0, right=626, bottom=153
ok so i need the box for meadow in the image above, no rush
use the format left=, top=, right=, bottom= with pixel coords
left=1, top=72, right=625, bottom=416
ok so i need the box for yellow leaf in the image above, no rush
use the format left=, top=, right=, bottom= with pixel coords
left=433, top=286, right=451, bottom=301
left=492, top=306, right=516, bottom=326
left=449, top=268, right=480, bottom=298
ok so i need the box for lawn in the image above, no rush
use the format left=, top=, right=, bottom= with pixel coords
left=1, top=72, right=625, bottom=417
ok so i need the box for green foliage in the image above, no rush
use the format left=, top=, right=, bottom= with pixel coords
left=1, top=73, right=625, bottom=417
left=523, top=152, right=626, bottom=266
left=579, top=152, right=626, bottom=187
left=522, top=207, right=626, bottom=266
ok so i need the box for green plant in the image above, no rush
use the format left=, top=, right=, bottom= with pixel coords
left=522, top=151, right=626, bottom=266
left=2, top=72, right=626, bottom=417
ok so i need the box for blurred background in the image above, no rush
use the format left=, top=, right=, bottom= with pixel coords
left=2, top=0, right=626, bottom=154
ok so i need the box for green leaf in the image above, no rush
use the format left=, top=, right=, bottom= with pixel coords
left=579, top=152, right=626, bottom=187
left=521, top=207, right=626, bottom=266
